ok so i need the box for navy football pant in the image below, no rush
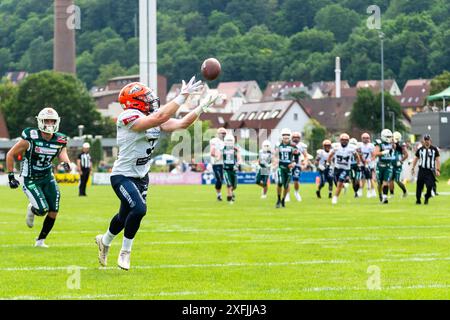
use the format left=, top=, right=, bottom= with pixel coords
left=108, top=175, right=148, bottom=239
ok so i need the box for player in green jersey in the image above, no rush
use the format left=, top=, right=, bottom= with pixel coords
left=374, top=129, right=395, bottom=204
left=274, top=128, right=296, bottom=208
left=390, top=131, right=408, bottom=197
left=256, top=140, right=272, bottom=199
left=220, top=134, right=242, bottom=204
left=6, top=108, right=72, bottom=247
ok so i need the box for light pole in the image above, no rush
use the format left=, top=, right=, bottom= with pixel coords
left=388, top=111, right=395, bottom=132
left=379, top=31, right=385, bottom=130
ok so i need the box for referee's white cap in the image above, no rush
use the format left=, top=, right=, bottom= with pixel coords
left=82, top=142, right=90, bottom=149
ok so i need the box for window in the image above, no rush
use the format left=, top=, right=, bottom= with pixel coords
left=408, top=97, right=412, bottom=103
left=415, top=97, right=419, bottom=102
left=218, top=117, right=225, bottom=124
left=248, top=112, right=257, bottom=120
left=293, top=113, right=298, bottom=121
left=237, top=113, right=246, bottom=121
left=401, top=97, right=405, bottom=103
left=263, top=111, right=272, bottom=120
left=319, top=111, right=324, bottom=116
left=345, top=112, right=351, bottom=117
left=271, top=110, right=281, bottom=118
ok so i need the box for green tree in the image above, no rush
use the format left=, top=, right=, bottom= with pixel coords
left=76, top=52, right=98, bottom=89
left=350, top=89, right=405, bottom=133
left=430, top=71, right=450, bottom=95
left=2, top=71, right=115, bottom=138
left=304, top=119, right=327, bottom=153
left=314, top=4, right=360, bottom=42
left=94, top=62, right=127, bottom=87
left=90, top=138, right=103, bottom=167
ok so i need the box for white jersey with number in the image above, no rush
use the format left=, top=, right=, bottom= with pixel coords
left=111, top=109, right=160, bottom=178
left=333, top=144, right=356, bottom=170
left=316, top=149, right=331, bottom=167
left=359, top=142, right=375, bottom=168
left=210, top=137, right=224, bottom=165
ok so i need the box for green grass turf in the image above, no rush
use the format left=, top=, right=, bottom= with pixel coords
left=1, top=181, right=450, bottom=300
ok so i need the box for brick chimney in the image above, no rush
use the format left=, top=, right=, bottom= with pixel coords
left=53, top=0, right=76, bottom=74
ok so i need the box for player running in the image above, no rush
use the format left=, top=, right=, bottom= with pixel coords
left=95, top=77, right=209, bottom=270
left=349, top=138, right=363, bottom=198
left=290, top=131, right=309, bottom=202
left=390, top=131, right=408, bottom=198
left=359, top=133, right=376, bottom=198
left=327, top=133, right=361, bottom=205
left=373, top=129, right=395, bottom=204
left=274, top=128, right=296, bottom=208
left=6, top=107, right=72, bottom=247
left=256, top=140, right=272, bottom=199
left=220, top=134, right=242, bottom=204
left=315, top=139, right=334, bottom=199
left=209, top=127, right=227, bottom=201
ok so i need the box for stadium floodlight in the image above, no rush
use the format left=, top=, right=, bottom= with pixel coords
left=379, top=31, right=385, bottom=130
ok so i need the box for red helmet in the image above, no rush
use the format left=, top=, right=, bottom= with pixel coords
left=118, top=82, right=160, bottom=114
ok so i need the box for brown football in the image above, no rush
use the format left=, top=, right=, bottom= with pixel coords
left=201, top=58, right=221, bottom=81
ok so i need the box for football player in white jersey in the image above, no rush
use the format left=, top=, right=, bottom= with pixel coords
left=359, top=133, right=377, bottom=198
left=315, top=139, right=333, bottom=199
left=290, top=131, right=310, bottom=202
left=327, top=133, right=361, bottom=205
left=95, top=77, right=212, bottom=270
left=209, top=127, right=227, bottom=201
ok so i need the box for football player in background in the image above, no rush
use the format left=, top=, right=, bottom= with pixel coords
left=209, top=127, right=227, bottom=201
left=349, top=138, right=362, bottom=198
left=220, top=134, right=242, bottom=204
left=256, top=140, right=272, bottom=199
left=359, top=133, right=376, bottom=198
left=327, top=133, right=361, bottom=205
left=290, top=131, right=310, bottom=202
left=315, top=139, right=334, bottom=199
left=374, top=129, right=395, bottom=204
left=274, top=128, right=296, bottom=208
left=390, top=131, right=408, bottom=198
left=95, top=77, right=211, bottom=270
left=6, top=107, right=71, bottom=247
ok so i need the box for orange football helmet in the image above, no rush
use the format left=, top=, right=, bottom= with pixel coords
left=118, top=82, right=160, bottom=114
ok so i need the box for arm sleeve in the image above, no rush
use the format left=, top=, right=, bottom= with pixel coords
left=415, top=149, right=420, bottom=158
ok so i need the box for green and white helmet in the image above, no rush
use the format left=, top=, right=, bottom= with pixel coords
left=224, top=134, right=235, bottom=147
left=381, top=129, right=393, bottom=143
left=262, top=140, right=271, bottom=151
left=36, top=107, right=60, bottom=134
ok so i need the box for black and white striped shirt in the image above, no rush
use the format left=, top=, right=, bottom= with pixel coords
left=78, top=152, right=91, bottom=169
left=415, top=146, right=440, bottom=170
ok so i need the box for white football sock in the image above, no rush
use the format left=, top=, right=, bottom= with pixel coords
left=102, top=230, right=116, bottom=246
left=122, top=236, right=134, bottom=252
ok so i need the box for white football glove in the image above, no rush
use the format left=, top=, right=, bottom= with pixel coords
left=381, top=150, right=390, bottom=155
left=195, top=95, right=219, bottom=116
left=181, top=76, right=203, bottom=95
left=318, top=164, right=325, bottom=171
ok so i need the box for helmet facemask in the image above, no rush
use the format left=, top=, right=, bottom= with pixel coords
left=135, top=91, right=160, bottom=114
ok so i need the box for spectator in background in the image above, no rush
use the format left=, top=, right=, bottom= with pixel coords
left=77, top=142, right=92, bottom=196
left=0, top=163, right=5, bottom=173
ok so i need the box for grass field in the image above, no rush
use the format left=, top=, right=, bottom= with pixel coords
left=1, top=181, right=450, bottom=300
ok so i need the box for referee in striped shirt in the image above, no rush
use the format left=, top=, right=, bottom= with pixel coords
left=77, top=142, right=92, bottom=196
left=411, top=135, right=441, bottom=205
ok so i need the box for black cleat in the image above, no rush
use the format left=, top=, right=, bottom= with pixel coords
left=281, top=199, right=286, bottom=208
left=354, top=192, right=359, bottom=198
left=328, top=192, right=332, bottom=199
left=382, top=199, right=388, bottom=204
left=416, top=200, right=421, bottom=205
left=217, top=195, right=223, bottom=201
left=276, top=201, right=281, bottom=208
left=424, top=197, right=429, bottom=205
left=316, top=190, right=321, bottom=199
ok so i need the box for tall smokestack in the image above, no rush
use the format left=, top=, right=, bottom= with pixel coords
left=335, top=57, right=341, bottom=98
left=139, top=0, right=158, bottom=92
left=54, top=0, right=76, bottom=74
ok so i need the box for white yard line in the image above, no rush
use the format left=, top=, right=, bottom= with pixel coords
left=1, top=234, right=449, bottom=248
left=2, top=224, right=450, bottom=236
left=2, top=256, right=450, bottom=272
left=3, top=283, right=450, bottom=300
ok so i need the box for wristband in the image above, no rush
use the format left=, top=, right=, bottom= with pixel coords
left=173, top=94, right=186, bottom=106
